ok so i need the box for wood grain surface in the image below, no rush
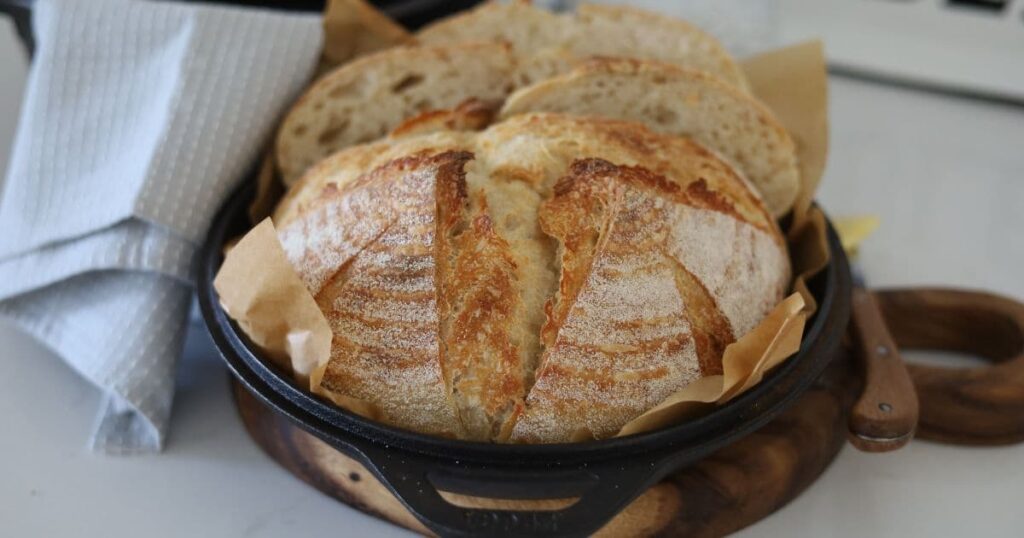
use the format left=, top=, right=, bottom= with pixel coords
left=874, top=288, right=1024, bottom=445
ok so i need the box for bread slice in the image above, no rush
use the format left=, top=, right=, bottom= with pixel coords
left=278, top=3, right=750, bottom=187
left=499, top=59, right=799, bottom=216
left=415, top=2, right=568, bottom=60
left=570, top=3, right=748, bottom=92
left=416, top=1, right=748, bottom=90
left=275, top=42, right=515, bottom=186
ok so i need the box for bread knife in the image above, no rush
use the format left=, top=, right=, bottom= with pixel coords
left=847, top=264, right=920, bottom=452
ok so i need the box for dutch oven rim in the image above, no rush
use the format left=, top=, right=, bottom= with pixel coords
left=198, top=181, right=852, bottom=466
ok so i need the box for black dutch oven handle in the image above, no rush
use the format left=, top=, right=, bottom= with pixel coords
left=326, top=436, right=669, bottom=538
left=218, top=334, right=674, bottom=538
left=217, top=328, right=669, bottom=538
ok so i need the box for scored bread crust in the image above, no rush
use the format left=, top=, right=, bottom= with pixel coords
left=440, top=193, right=532, bottom=440
left=275, top=113, right=789, bottom=442
left=509, top=158, right=788, bottom=442
left=274, top=130, right=475, bottom=228
left=499, top=58, right=799, bottom=217
left=278, top=151, right=473, bottom=438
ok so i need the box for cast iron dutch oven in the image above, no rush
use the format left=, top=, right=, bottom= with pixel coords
left=197, top=183, right=852, bottom=538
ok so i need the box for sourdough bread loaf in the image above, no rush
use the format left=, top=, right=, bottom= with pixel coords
left=274, top=114, right=790, bottom=443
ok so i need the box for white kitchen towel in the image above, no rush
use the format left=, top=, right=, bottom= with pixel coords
left=0, top=0, right=322, bottom=453
left=0, top=273, right=191, bottom=454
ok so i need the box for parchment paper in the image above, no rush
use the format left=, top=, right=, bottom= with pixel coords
left=213, top=219, right=380, bottom=418
left=213, top=219, right=330, bottom=382
left=215, top=3, right=833, bottom=441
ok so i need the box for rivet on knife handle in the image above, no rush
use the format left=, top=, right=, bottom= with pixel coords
left=848, top=287, right=919, bottom=452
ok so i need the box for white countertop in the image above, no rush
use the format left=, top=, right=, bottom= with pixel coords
left=3, top=20, right=1024, bottom=537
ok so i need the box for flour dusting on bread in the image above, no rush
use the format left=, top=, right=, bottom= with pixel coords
left=276, top=114, right=790, bottom=442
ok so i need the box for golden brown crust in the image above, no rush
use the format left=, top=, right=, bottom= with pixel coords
left=275, top=113, right=790, bottom=442
left=670, top=260, right=731, bottom=377
left=512, top=159, right=716, bottom=442
left=440, top=195, right=528, bottom=441
left=279, top=151, right=475, bottom=437
left=546, top=159, right=735, bottom=378
left=273, top=130, right=476, bottom=229
left=477, top=114, right=779, bottom=235
left=389, top=98, right=500, bottom=139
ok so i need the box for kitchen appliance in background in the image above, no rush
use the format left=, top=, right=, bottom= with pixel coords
left=778, top=0, right=1024, bottom=102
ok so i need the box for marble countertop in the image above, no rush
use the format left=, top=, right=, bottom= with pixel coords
left=2, top=26, right=1023, bottom=537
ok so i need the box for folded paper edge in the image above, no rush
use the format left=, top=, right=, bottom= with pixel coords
left=212, top=218, right=379, bottom=421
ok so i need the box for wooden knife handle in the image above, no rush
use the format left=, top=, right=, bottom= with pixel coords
left=873, top=288, right=1024, bottom=445
left=848, top=287, right=920, bottom=452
